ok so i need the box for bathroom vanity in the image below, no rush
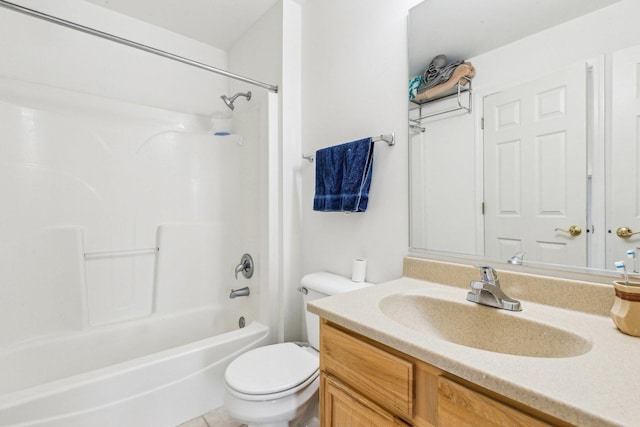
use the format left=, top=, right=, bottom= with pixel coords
left=308, top=258, right=640, bottom=427
left=320, top=320, right=561, bottom=426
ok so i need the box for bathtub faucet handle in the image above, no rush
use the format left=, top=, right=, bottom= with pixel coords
left=234, top=253, right=254, bottom=279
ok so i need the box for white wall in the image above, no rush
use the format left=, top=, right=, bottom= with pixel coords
left=229, top=4, right=283, bottom=93
left=469, top=0, right=640, bottom=93
left=409, top=106, right=478, bottom=255
left=300, top=0, right=417, bottom=284
left=279, top=0, right=304, bottom=342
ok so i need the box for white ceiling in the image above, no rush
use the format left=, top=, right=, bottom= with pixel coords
left=82, top=0, right=624, bottom=71
left=409, top=0, right=623, bottom=76
left=84, top=0, right=279, bottom=50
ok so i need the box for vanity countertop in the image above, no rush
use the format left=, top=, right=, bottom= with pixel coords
left=308, top=276, right=640, bottom=427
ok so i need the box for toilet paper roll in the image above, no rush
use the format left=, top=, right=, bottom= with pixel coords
left=351, top=258, right=366, bottom=283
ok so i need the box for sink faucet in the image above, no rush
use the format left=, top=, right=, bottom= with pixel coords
left=507, top=251, right=525, bottom=265
left=466, top=265, right=522, bottom=311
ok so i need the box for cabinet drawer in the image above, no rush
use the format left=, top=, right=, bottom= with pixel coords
left=320, top=323, right=414, bottom=419
left=438, top=377, right=552, bottom=427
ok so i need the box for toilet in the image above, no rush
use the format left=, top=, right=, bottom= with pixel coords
left=223, top=272, right=371, bottom=427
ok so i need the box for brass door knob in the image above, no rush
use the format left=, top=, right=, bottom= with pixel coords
left=616, top=227, right=640, bottom=239
left=554, top=225, right=582, bottom=237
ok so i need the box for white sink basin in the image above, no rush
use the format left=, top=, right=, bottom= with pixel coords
left=378, top=291, right=592, bottom=358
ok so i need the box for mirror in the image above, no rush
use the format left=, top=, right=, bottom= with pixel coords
left=408, top=0, right=640, bottom=273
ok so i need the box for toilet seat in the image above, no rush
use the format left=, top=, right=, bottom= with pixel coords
left=225, top=342, right=319, bottom=401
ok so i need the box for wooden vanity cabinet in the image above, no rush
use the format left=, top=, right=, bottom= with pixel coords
left=319, top=320, right=569, bottom=427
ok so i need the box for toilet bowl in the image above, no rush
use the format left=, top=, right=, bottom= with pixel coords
left=224, top=343, right=320, bottom=427
left=223, top=272, right=371, bottom=427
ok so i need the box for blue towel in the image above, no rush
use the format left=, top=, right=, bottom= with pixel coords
left=409, top=75, right=423, bottom=100
left=313, top=137, right=374, bottom=212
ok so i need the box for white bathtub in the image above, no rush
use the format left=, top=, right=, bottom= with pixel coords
left=0, top=307, right=270, bottom=427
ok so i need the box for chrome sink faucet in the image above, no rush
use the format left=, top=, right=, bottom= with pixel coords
left=466, top=265, right=522, bottom=311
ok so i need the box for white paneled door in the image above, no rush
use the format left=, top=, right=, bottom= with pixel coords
left=611, top=45, right=640, bottom=268
left=484, top=62, right=587, bottom=266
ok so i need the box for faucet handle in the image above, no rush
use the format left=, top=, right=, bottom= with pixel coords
left=235, top=253, right=254, bottom=279
left=473, top=265, right=498, bottom=282
left=470, top=280, right=485, bottom=291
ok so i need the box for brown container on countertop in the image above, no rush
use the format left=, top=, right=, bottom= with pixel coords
left=611, top=281, right=640, bottom=337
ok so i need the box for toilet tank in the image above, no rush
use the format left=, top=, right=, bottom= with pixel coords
left=300, top=272, right=372, bottom=349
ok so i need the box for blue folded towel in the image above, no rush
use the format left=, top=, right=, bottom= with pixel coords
left=409, top=75, right=423, bottom=100
left=313, top=137, right=374, bottom=212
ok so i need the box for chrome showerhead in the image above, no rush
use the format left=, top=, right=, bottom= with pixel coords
left=220, top=91, right=252, bottom=111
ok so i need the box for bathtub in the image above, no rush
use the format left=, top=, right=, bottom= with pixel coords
left=0, top=307, right=270, bottom=427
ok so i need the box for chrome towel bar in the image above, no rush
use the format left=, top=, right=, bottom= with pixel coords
left=302, top=133, right=395, bottom=163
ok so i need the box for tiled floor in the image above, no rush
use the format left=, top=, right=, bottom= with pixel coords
left=177, top=407, right=245, bottom=427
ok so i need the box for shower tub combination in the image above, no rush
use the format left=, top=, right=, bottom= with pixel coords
left=0, top=3, right=280, bottom=425
left=0, top=81, right=276, bottom=426
left=0, top=87, right=275, bottom=427
left=0, top=44, right=277, bottom=427
left=0, top=87, right=274, bottom=427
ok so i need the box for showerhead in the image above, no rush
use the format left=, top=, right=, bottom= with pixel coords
left=220, top=91, right=252, bottom=111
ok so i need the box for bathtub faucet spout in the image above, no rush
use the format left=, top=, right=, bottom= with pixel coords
left=229, top=287, right=250, bottom=299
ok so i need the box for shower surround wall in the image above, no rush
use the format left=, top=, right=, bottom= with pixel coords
left=0, top=0, right=261, bottom=342
left=0, top=1, right=276, bottom=423
left=0, top=80, right=260, bottom=337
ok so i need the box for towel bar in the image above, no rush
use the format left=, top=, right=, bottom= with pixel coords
left=302, top=133, right=394, bottom=163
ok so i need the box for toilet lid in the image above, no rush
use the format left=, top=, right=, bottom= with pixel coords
left=225, top=342, right=319, bottom=395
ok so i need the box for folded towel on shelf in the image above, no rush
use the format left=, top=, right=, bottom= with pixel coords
left=409, top=75, right=423, bottom=100
left=313, top=137, right=374, bottom=212
left=418, top=54, right=465, bottom=93
left=413, top=62, right=475, bottom=103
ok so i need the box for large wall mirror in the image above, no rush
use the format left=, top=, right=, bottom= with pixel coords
left=408, top=0, right=640, bottom=274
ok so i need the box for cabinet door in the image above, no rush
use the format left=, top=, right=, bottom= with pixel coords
left=321, top=373, right=409, bottom=427
left=438, top=377, right=552, bottom=427
left=320, top=322, right=414, bottom=418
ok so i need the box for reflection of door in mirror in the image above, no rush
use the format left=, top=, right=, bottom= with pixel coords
left=483, top=62, right=587, bottom=267
left=611, top=45, right=640, bottom=269
left=407, top=0, right=640, bottom=274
